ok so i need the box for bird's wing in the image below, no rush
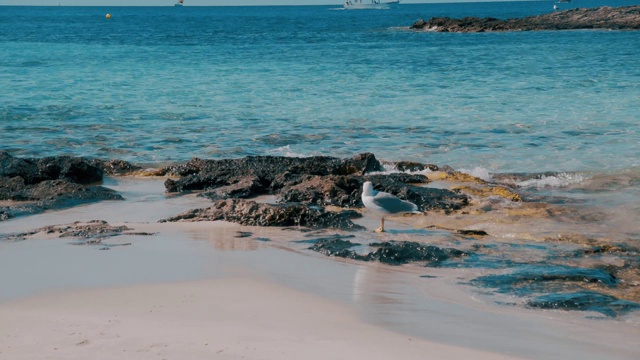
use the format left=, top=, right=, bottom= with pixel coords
left=372, top=192, right=418, bottom=213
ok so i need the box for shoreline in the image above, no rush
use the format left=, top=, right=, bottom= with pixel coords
left=1, top=178, right=640, bottom=358
left=2, top=170, right=640, bottom=359
left=0, top=275, right=523, bottom=360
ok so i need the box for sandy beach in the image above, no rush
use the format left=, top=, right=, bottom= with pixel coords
left=0, top=276, right=521, bottom=360
left=1, top=177, right=640, bottom=360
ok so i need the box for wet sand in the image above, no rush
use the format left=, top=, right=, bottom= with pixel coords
left=1, top=177, right=640, bottom=359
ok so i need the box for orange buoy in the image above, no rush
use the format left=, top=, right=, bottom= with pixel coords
left=106, top=13, right=111, bottom=19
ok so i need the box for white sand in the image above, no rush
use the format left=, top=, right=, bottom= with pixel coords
left=0, top=276, right=518, bottom=360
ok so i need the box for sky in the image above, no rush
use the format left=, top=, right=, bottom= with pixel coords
left=0, top=0, right=493, bottom=6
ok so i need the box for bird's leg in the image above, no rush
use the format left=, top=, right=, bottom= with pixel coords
left=375, top=217, right=385, bottom=233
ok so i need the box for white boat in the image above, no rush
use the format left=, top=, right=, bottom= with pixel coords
left=174, top=0, right=184, bottom=6
left=343, top=0, right=400, bottom=10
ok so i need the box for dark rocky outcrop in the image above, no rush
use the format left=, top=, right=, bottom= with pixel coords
left=160, top=153, right=471, bottom=230
left=412, top=6, right=640, bottom=32
left=164, top=152, right=383, bottom=193
left=0, top=152, right=122, bottom=220
left=159, top=198, right=365, bottom=231
left=1, top=151, right=103, bottom=185
left=164, top=153, right=468, bottom=213
left=309, top=238, right=468, bottom=266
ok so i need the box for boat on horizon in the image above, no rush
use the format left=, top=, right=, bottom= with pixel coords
left=174, top=0, right=184, bottom=6
left=343, top=0, right=400, bottom=10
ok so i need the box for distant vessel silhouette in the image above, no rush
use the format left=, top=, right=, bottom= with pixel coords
left=343, top=0, right=400, bottom=10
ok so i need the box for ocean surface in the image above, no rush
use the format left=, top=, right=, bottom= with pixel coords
left=1, top=1, right=640, bottom=202
left=2, top=0, right=640, bottom=338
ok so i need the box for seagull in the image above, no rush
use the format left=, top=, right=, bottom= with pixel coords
left=361, top=181, right=419, bottom=232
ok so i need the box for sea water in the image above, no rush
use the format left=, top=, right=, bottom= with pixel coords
left=2, top=0, right=640, bottom=334
left=1, top=1, right=639, bottom=198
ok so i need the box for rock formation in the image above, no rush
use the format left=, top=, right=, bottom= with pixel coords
left=160, top=198, right=365, bottom=231
left=0, top=152, right=122, bottom=220
left=411, top=6, right=640, bottom=32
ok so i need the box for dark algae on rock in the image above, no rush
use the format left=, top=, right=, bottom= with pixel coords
left=412, top=5, right=640, bottom=32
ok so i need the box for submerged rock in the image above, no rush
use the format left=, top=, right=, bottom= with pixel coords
left=159, top=198, right=365, bottom=231
left=309, top=238, right=468, bottom=266
left=367, top=241, right=467, bottom=266
left=0, top=220, right=154, bottom=249
left=472, top=265, right=618, bottom=291
left=412, top=5, right=640, bottom=32
left=527, top=291, right=640, bottom=318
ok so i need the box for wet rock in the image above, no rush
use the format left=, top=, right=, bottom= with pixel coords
left=293, top=233, right=357, bottom=244
left=411, top=5, right=640, bottom=32
left=308, top=238, right=361, bottom=259
left=164, top=153, right=383, bottom=193
left=277, top=175, right=363, bottom=208
left=308, top=238, right=468, bottom=266
left=0, top=153, right=122, bottom=220
left=159, top=199, right=365, bottom=231
left=0, top=220, right=154, bottom=247
left=367, top=241, right=467, bottom=266
left=277, top=172, right=467, bottom=212
left=457, top=229, right=489, bottom=237
left=389, top=161, right=439, bottom=172
left=1, top=151, right=103, bottom=185
left=0, top=177, right=122, bottom=221
left=453, top=185, right=522, bottom=202
left=37, top=156, right=103, bottom=184
left=200, top=176, right=265, bottom=200
left=527, top=291, right=640, bottom=317
left=94, top=159, right=143, bottom=176
left=0, top=151, right=39, bottom=184
left=366, top=174, right=468, bottom=212
left=472, top=265, right=618, bottom=291
left=0, top=178, right=120, bottom=202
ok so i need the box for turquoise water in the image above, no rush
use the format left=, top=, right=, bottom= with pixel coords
left=1, top=0, right=639, bottom=174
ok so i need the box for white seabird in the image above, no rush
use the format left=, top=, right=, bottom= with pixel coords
left=361, top=181, right=419, bottom=232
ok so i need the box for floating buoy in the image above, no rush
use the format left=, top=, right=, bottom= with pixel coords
left=106, top=13, right=111, bottom=19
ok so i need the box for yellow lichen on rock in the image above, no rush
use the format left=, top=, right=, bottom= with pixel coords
left=445, top=170, right=487, bottom=184
left=453, top=185, right=522, bottom=202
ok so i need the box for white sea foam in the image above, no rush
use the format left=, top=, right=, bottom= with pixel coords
left=515, top=172, right=586, bottom=189
left=266, top=145, right=309, bottom=158
left=458, top=167, right=493, bottom=182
